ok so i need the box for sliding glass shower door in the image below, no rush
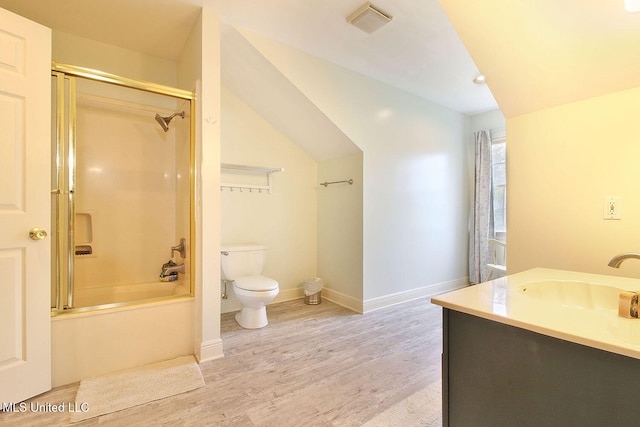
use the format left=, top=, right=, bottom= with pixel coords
left=51, top=64, right=195, bottom=313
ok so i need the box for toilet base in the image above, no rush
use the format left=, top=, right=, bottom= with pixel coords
left=235, top=306, right=269, bottom=329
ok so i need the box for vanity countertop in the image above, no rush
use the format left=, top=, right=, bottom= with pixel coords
left=431, top=268, right=640, bottom=360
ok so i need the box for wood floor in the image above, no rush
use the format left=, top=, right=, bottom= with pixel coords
left=0, top=297, right=443, bottom=427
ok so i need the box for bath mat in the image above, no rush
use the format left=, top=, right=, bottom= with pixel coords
left=362, top=380, right=442, bottom=427
left=70, top=355, right=204, bottom=423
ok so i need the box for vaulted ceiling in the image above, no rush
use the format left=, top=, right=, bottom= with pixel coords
left=440, top=0, right=640, bottom=117
left=0, top=0, right=497, bottom=115
left=2, top=1, right=635, bottom=119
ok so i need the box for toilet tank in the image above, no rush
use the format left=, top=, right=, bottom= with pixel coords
left=220, top=244, right=267, bottom=280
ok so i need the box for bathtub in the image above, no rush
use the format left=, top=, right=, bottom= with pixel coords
left=51, top=280, right=194, bottom=387
left=72, top=280, right=190, bottom=309
left=432, top=268, right=640, bottom=360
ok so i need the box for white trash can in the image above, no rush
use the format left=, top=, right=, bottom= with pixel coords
left=304, top=278, right=323, bottom=305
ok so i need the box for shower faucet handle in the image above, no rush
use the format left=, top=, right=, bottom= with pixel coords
left=171, top=238, right=186, bottom=258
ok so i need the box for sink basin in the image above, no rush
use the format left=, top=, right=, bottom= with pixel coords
left=518, top=280, right=627, bottom=311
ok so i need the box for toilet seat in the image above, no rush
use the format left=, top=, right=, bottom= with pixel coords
left=234, top=275, right=279, bottom=292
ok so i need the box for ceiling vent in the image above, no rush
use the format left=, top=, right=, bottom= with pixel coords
left=347, top=2, right=393, bottom=34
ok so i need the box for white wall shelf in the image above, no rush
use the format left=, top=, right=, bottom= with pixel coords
left=220, top=163, right=284, bottom=193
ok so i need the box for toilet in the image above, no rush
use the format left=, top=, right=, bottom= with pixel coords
left=221, top=244, right=279, bottom=329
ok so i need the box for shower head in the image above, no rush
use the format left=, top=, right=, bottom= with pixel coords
left=155, top=111, right=185, bottom=132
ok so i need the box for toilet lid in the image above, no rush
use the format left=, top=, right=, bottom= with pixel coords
left=234, top=275, right=279, bottom=291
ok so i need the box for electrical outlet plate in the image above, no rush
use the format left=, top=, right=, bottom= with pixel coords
left=604, top=196, right=621, bottom=220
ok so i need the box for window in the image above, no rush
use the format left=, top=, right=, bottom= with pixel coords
left=490, top=129, right=506, bottom=234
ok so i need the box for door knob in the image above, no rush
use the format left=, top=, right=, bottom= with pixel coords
left=29, top=228, right=48, bottom=240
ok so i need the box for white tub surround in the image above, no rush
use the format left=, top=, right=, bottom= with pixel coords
left=431, top=268, right=640, bottom=360
left=52, top=298, right=195, bottom=387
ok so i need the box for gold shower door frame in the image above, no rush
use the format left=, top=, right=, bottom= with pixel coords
left=51, top=62, right=196, bottom=314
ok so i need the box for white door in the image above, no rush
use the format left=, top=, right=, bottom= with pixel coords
left=0, top=7, right=52, bottom=403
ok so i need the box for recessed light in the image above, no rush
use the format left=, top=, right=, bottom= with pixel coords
left=347, top=2, right=393, bottom=34
left=473, top=75, right=486, bottom=84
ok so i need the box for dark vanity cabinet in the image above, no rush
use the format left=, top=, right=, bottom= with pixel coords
left=442, top=308, right=640, bottom=427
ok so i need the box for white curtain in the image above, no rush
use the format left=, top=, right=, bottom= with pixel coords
left=469, top=130, right=494, bottom=284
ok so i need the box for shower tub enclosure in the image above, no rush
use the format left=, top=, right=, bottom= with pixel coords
left=50, top=64, right=196, bottom=385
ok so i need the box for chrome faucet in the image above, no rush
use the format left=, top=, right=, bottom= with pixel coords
left=162, top=263, right=185, bottom=276
left=608, top=252, right=640, bottom=268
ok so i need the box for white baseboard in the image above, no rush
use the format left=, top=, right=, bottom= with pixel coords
left=275, top=287, right=305, bottom=303
left=363, top=277, right=469, bottom=314
left=322, top=288, right=363, bottom=313
left=274, top=287, right=362, bottom=314
left=196, top=338, right=224, bottom=363
left=218, top=277, right=467, bottom=318
left=220, top=286, right=305, bottom=314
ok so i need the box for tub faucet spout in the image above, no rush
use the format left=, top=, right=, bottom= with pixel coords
left=161, top=263, right=185, bottom=276
left=608, top=252, right=640, bottom=268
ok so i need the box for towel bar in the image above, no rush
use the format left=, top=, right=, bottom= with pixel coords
left=320, top=179, right=353, bottom=187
